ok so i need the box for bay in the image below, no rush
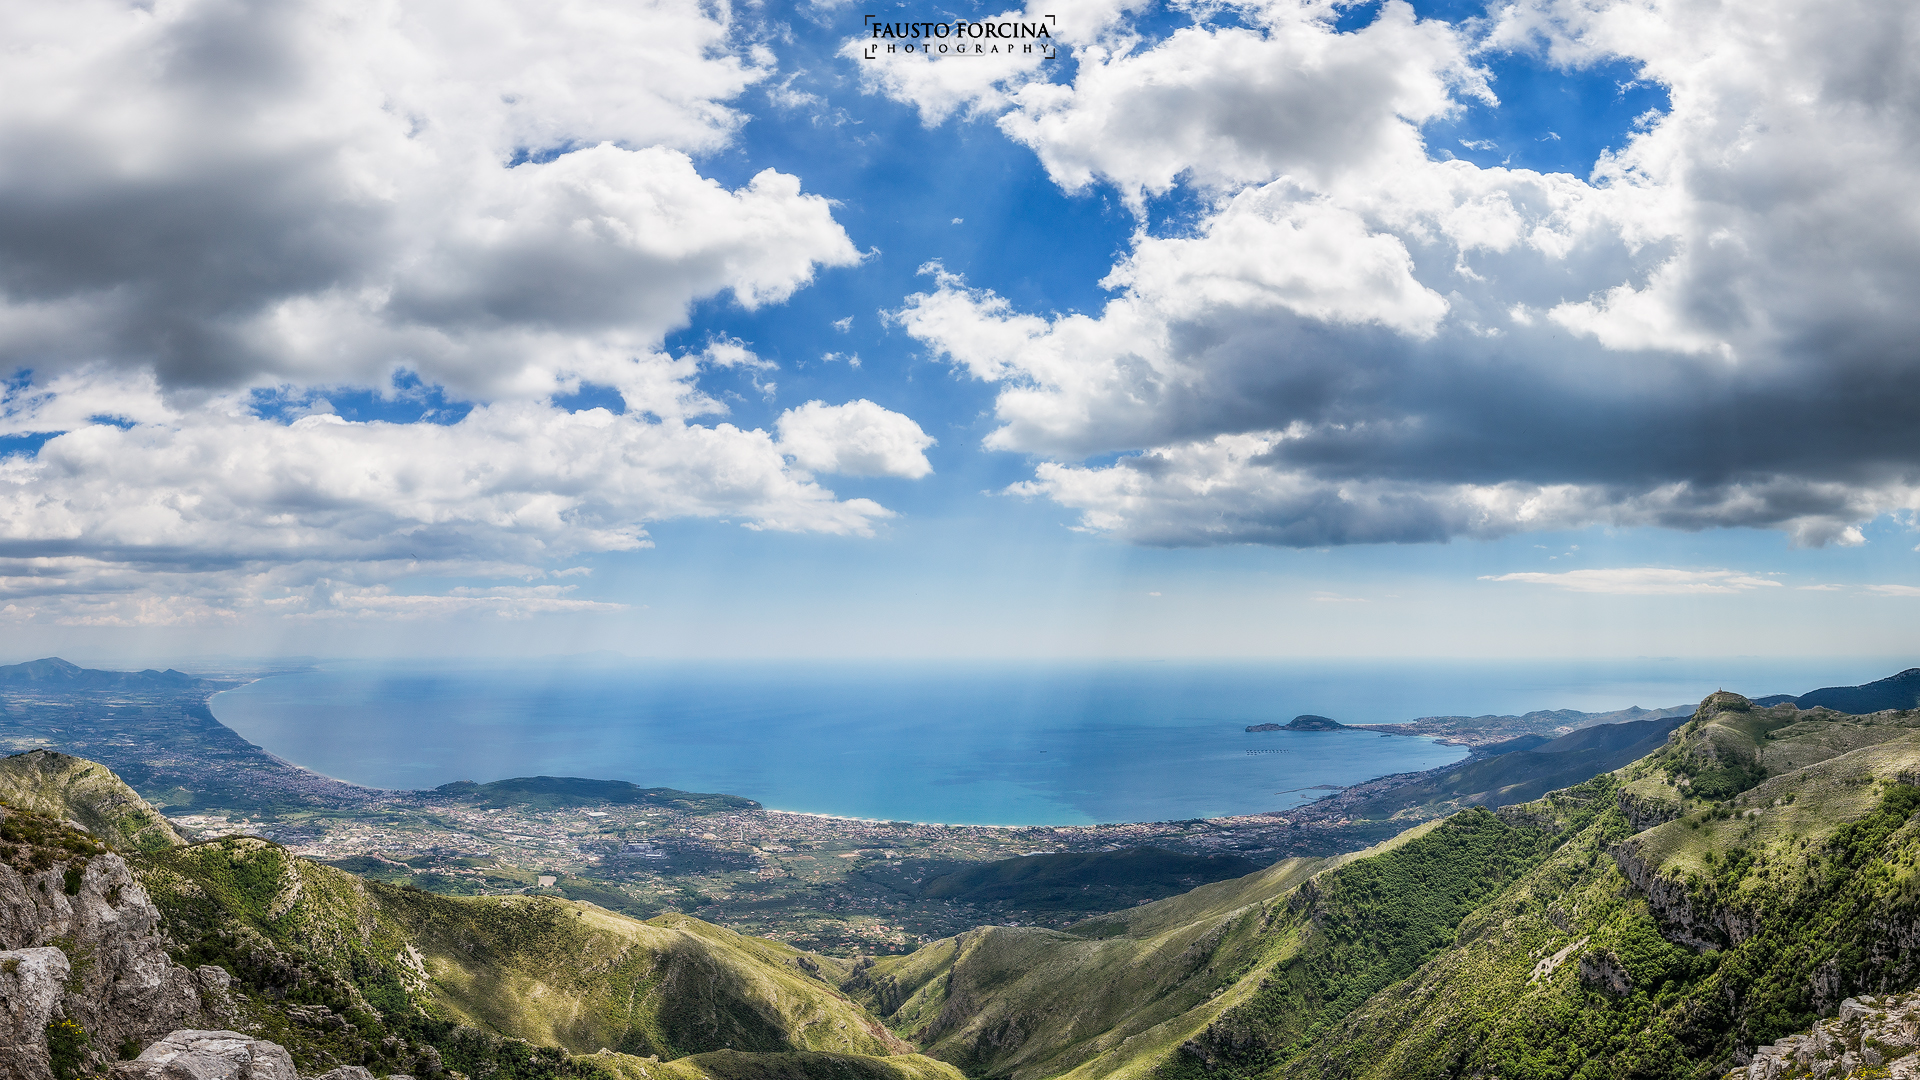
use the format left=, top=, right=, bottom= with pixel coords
left=208, top=657, right=1899, bottom=826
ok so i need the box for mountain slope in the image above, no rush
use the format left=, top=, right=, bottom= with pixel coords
left=380, top=891, right=906, bottom=1059
left=0, top=748, right=185, bottom=851
left=1279, top=695, right=1920, bottom=1080
left=134, top=832, right=908, bottom=1076
left=1337, top=715, right=1686, bottom=818
left=846, top=802, right=1595, bottom=1080
left=845, top=855, right=1329, bottom=1080
left=846, top=692, right=1920, bottom=1080
left=1788, top=667, right=1920, bottom=715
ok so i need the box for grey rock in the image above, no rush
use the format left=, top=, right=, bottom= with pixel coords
left=192, top=966, right=237, bottom=1024
left=111, top=1030, right=298, bottom=1080
left=0, top=847, right=217, bottom=1064
left=0, top=947, right=71, bottom=1080
left=310, top=1068, right=377, bottom=1080
left=1577, top=949, right=1632, bottom=996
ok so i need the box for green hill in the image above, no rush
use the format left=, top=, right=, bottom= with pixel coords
left=1278, top=697, right=1920, bottom=1080
left=0, top=747, right=185, bottom=851
left=133, top=835, right=913, bottom=1078
left=840, top=692, right=1920, bottom=1080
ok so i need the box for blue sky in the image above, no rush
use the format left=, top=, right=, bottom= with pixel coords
left=1, top=0, right=1917, bottom=664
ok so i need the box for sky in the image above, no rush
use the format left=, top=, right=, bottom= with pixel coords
left=1, top=0, right=1918, bottom=664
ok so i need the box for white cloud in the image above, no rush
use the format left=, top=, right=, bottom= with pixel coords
left=0, top=0, right=860, bottom=402
left=297, top=583, right=625, bottom=621
left=999, top=1, right=1487, bottom=204
left=884, top=0, right=1920, bottom=548
left=1480, top=568, right=1787, bottom=595
left=0, top=0, right=939, bottom=620
left=0, top=394, right=904, bottom=620
left=1868, top=584, right=1920, bottom=597
left=776, top=400, right=936, bottom=478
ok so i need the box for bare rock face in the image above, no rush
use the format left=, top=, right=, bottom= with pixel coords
left=0, top=852, right=207, bottom=1058
left=1577, top=949, right=1633, bottom=996
left=1727, top=989, right=1920, bottom=1079
left=110, top=1030, right=299, bottom=1080
left=0, top=947, right=71, bottom=1080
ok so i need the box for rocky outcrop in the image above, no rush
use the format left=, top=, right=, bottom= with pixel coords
left=1726, top=990, right=1920, bottom=1079
left=110, top=1030, right=298, bottom=1080
left=1577, top=948, right=1632, bottom=996
left=1612, top=843, right=1725, bottom=951
left=0, top=947, right=70, bottom=1080
left=0, top=805, right=222, bottom=1076
left=1616, top=780, right=1684, bottom=832
left=1, top=854, right=209, bottom=1056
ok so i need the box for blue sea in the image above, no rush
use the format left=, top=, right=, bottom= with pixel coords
left=208, top=658, right=1903, bottom=826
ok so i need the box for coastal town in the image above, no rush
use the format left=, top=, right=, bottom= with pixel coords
left=162, top=789, right=1356, bottom=952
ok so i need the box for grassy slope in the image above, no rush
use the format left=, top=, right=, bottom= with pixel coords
left=134, top=834, right=908, bottom=1076
left=845, top=855, right=1328, bottom=1080
left=1279, top=697, right=1920, bottom=1080
left=381, top=893, right=906, bottom=1059
left=848, top=805, right=1581, bottom=1080
left=0, top=747, right=185, bottom=852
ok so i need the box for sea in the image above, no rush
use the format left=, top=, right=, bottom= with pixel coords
left=208, top=657, right=1903, bottom=827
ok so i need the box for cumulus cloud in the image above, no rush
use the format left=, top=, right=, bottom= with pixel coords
left=0, top=390, right=926, bottom=621
left=0, top=0, right=863, bottom=400
left=888, top=0, right=1920, bottom=548
left=999, top=0, right=1487, bottom=203
left=1480, top=568, right=1785, bottom=595
left=0, top=0, right=939, bottom=618
left=777, top=400, right=936, bottom=478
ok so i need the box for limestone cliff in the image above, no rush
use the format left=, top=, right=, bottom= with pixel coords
left=0, top=801, right=224, bottom=1077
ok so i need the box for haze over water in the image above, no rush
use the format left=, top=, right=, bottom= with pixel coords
left=210, top=658, right=1900, bottom=826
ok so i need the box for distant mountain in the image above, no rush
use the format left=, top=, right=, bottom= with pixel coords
left=1335, top=713, right=1689, bottom=819
left=1755, top=666, right=1920, bottom=713
left=0, top=656, right=201, bottom=689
